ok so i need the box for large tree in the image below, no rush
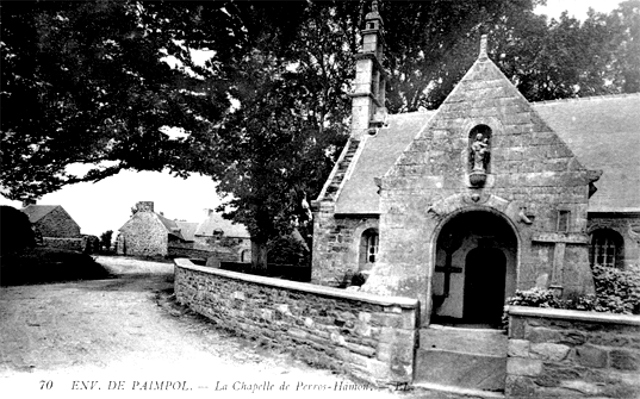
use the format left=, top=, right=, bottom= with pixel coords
left=0, top=1, right=228, bottom=199
left=2, top=0, right=639, bottom=271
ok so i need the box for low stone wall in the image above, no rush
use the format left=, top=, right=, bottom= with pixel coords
left=42, top=237, right=83, bottom=252
left=506, top=306, right=640, bottom=398
left=174, top=259, right=418, bottom=386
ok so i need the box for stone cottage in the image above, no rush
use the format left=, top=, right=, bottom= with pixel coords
left=117, top=201, right=192, bottom=257
left=310, top=3, right=639, bottom=392
left=21, top=203, right=84, bottom=250
left=22, top=203, right=81, bottom=238
left=193, top=209, right=252, bottom=263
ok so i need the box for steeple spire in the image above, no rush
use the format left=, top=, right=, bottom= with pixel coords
left=349, top=1, right=387, bottom=139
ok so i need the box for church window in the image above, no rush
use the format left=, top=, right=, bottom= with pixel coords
left=359, top=229, right=379, bottom=268
left=590, top=229, right=623, bottom=268
left=557, top=210, right=570, bottom=232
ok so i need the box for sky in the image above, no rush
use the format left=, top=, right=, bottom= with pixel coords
left=0, top=0, right=623, bottom=237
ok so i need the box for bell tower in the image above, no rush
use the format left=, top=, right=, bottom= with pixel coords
left=350, top=0, right=387, bottom=139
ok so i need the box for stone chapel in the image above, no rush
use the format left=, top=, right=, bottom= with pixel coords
left=311, top=2, right=640, bottom=327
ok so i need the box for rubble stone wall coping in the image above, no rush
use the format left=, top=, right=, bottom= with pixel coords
left=507, top=305, right=640, bottom=326
left=174, top=258, right=418, bottom=308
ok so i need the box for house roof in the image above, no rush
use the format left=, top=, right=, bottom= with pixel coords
left=156, top=213, right=185, bottom=240
left=334, top=93, right=640, bottom=214
left=335, top=111, right=436, bottom=214
left=21, top=205, right=61, bottom=223
left=175, top=221, right=199, bottom=242
left=533, top=94, right=640, bottom=213
left=195, top=211, right=250, bottom=238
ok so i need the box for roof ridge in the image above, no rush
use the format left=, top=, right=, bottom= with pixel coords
left=533, top=92, right=640, bottom=106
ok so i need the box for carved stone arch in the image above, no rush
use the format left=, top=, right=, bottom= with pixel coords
left=429, top=202, right=523, bottom=255
left=426, top=192, right=519, bottom=230
left=587, top=220, right=623, bottom=235
left=425, top=200, right=522, bottom=326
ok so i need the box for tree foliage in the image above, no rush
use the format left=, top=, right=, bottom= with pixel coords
left=0, top=206, right=36, bottom=258
left=2, top=1, right=639, bottom=271
left=100, top=230, right=113, bottom=252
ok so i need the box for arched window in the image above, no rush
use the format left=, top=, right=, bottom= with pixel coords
left=590, top=229, right=624, bottom=268
left=359, top=229, right=379, bottom=269
left=240, top=250, right=250, bottom=263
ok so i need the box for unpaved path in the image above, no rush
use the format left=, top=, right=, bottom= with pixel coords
left=0, top=257, right=434, bottom=399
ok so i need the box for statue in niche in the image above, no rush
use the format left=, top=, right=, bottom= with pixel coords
left=471, top=133, right=490, bottom=172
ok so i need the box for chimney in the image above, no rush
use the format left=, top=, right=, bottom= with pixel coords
left=136, top=201, right=154, bottom=213
left=204, top=208, right=214, bottom=217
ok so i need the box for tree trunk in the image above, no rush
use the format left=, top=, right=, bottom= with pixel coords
left=251, top=238, right=268, bottom=274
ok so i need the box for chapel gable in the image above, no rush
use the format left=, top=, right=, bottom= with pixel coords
left=364, top=36, right=603, bottom=305
left=382, top=35, right=601, bottom=234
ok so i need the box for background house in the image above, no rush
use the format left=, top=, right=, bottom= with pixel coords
left=117, top=201, right=193, bottom=257
left=192, top=209, right=251, bottom=263
left=21, top=203, right=83, bottom=251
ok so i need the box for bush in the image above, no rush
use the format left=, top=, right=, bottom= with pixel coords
left=334, top=270, right=368, bottom=289
left=266, top=234, right=310, bottom=266
left=592, top=264, right=640, bottom=314
left=0, top=205, right=35, bottom=257
left=506, top=264, right=640, bottom=315
left=100, top=230, right=113, bottom=252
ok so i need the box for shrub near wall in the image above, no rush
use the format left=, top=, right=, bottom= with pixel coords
left=506, top=306, right=640, bottom=399
left=43, top=237, right=83, bottom=252
left=174, top=259, right=418, bottom=386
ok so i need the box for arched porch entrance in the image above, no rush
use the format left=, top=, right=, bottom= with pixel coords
left=431, top=210, right=517, bottom=327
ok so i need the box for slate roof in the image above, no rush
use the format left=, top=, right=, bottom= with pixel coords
left=21, top=205, right=60, bottom=223
left=334, top=94, right=640, bottom=214
left=195, top=211, right=250, bottom=238
left=534, top=94, right=640, bottom=212
left=156, top=213, right=185, bottom=240
left=175, top=221, right=198, bottom=242
left=335, top=111, right=436, bottom=214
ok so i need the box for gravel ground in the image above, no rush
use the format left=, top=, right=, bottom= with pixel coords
left=0, top=256, right=458, bottom=399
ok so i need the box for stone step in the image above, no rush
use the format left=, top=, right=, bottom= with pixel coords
left=420, top=325, right=508, bottom=357
left=412, top=382, right=505, bottom=399
left=414, top=349, right=506, bottom=392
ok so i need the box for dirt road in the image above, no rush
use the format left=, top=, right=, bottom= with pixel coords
left=0, top=257, right=433, bottom=399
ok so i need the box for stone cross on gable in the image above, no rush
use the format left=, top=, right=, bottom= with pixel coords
left=532, top=232, right=589, bottom=294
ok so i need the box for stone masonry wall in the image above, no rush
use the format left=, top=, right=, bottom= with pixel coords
left=192, top=236, right=251, bottom=263
left=364, top=53, right=597, bottom=318
left=311, top=204, right=378, bottom=286
left=506, top=306, right=640, bottom=399
left=118, top=212, right=168, bottom=256
left=37, top=207, right=81, bottom=238
left=174, top=259, right=418, bottom=386
left=42, top=237, right=83, bottom=252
